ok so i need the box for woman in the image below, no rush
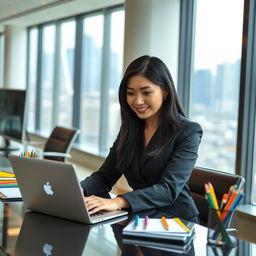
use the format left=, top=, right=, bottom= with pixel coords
left=80, top=55, right=203, bottom=222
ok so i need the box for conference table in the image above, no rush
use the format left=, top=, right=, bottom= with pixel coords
left=0, top=155, right=255, bottom=255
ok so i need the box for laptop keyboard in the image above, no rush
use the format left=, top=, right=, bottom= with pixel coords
left=90, top=211, right=104, bottom=217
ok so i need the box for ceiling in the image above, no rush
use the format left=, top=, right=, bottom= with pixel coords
left=0, top=0, right=73, bottom=22
left=0, top=0, right=123, bottom=28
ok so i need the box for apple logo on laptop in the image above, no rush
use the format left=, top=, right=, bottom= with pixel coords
left=43, top=243, right=53, bottom=256
left=43, top=182, right=54, bottom=196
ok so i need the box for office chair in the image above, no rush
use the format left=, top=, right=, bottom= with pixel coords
left=42, top=126, right=79, bottom=162
left=188, top=167, right=245, bottom=226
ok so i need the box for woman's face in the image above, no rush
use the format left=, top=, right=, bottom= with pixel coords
left=126, top=75, right=167, bottom=123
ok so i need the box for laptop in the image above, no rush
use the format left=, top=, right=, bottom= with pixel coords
left=9, top=155, right=128, bottom=224
left=14, top=211, right=128, bottom=256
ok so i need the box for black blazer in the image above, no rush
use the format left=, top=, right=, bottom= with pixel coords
left=80, top=117, right=203, bottom=221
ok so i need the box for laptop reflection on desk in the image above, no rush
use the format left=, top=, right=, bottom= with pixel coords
left=14, top=212, right=89, bottom=256
left=14, top=212, right=127, bottom=256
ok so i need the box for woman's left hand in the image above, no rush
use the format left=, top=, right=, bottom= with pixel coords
left=85, top=195, right=130, bottom=214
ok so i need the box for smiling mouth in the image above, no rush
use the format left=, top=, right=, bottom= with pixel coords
left=136, top=107, right=149, bottom=113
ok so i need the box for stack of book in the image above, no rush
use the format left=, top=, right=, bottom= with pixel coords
left=0, top=151, right=39, bottom=202
left=122, top=217, right=195, bottom=253
left=0, top=170, right=22, bottom=201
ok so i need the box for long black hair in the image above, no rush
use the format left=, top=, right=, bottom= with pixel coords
left=116, top=55, right=185, bottom=170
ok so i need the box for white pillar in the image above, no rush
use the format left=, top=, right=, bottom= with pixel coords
left=3, top=25, right=27, bottom=89
left=124, top=0, right=180, bottom=84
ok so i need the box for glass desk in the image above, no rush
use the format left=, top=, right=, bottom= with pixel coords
left=0, top=202, right=255, bottom=256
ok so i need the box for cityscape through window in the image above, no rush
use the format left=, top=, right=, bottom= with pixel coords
left=190, top=0, right=244, bottom=173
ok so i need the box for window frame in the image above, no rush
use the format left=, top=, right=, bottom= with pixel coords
left=177, top=0, right=196, bottom=114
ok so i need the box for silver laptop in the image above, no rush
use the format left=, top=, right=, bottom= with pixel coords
left=9, top=155, right=128, bottom=224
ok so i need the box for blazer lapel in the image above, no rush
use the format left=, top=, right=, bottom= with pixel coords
left=140, top=129, right=160, bottom=168
left=140, top=151, right=148, bottom=168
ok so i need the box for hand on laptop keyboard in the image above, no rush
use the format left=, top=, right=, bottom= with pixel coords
left=84, top=195, right=130, bottom=214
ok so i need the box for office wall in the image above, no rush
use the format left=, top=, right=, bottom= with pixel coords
left=3, top=25, right=27, bottom=89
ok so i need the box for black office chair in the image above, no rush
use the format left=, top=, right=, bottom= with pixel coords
left=188, top=167, right=245, bottom=226
left=42, top=126, right=79, bottom=162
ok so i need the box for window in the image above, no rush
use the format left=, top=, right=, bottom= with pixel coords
left=27, top=28, right=38, bottom=131
left=105, top=9, right=125, bottom=151
left=79, top=8, right=125, bottom=154
left=80, top=14, right=104, bottom=150
left=189, top=0, right=244, bottom=172
left=252, top=244, right=256, bottom=256
left=40, top=24, right=56, bottom=133
left=56, top=20, right=76, bottom=127
left=27, top=6, right=125, bottom=155
left=0, top=33, right=4, bottom=87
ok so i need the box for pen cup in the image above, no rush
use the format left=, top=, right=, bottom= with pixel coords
left=207, top=207, right=238, bottom=248
left=207, top=243, right=237, bottom=256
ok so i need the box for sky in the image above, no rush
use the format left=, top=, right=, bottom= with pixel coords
left=194, top=0, right=244, bottom=71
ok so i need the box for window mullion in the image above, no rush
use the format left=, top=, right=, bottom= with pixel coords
left=177, top=0, right=196, bottom=115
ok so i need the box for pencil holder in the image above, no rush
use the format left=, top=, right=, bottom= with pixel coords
left=207, top=243, right=237, bottom=256
left=207, top=207, right=238, bottom=248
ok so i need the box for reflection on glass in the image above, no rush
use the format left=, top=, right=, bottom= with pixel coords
left=57, top=20, right=75, bottom=127
left=190, top=0, right=244, bottom=172
left=85, top=226, right=119, bottom=254
left=27, top=28, right=38, bottom=131
left=81, top=14, right=103, bottom=149
left=106, top=10, right=125, bottom=152
left=41, top=25, right=55, bottom=133
left=0, top=34, right=4, bottom=87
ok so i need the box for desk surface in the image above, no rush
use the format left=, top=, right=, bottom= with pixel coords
left=0, top=153, right=255, bottom=255
left=0, top=202, right=254, bottom=256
